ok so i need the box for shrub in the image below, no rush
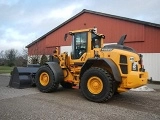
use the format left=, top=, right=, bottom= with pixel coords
left=40, top=54, right=48, bottom=66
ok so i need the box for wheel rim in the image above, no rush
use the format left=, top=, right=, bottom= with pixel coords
left=87, top=76, right=103, bottom=94
left=40, top=72, right=49, bottom=86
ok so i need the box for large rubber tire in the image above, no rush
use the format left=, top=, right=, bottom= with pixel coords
left=60, top=81, right=72, bottom=89
left=109, top=74, right=120, bottom=95
left=80, top=67, right=114, bottom=102
left=113, top=81, right=120, bottom=95
left=35, top=66, right=59, bottom=93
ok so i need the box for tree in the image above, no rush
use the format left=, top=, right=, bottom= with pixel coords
left=22, top=48, right=28, bottom=60
left=15, top=56, right=27, bottom=67
left=0, top=50, right=5, bottom=65
left=17, top=48, right=28, bottom=66
left=40, top=54, right=48, bottom=66
left=5, top=49, right=18, bottom=67
left=0, top=50, right=4, bottom=59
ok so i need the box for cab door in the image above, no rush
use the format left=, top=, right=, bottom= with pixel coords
left=71, top=32, right=87, bottom=60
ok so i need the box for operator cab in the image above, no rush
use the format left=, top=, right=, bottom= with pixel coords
left=64, top=28, right=105, bottom=60
left=70, top=31, right=102, bottom=59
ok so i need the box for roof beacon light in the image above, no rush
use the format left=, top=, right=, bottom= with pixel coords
left=93, top=27, right=97, bottom=34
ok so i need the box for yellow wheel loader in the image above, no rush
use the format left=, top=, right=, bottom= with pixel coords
left=10, top=28, right=148, bottom=102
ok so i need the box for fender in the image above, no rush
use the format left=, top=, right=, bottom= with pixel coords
left=45, top=62, right=64, bottom=83
left=80, top=58, right=122, bottom=82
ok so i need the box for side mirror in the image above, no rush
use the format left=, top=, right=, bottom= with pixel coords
left=64, top=33, right=68, bottom=41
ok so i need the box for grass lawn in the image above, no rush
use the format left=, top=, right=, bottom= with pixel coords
left=0, top=66, right=14, bottom=74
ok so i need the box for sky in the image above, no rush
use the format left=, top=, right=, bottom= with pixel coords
left=0, top=0, right=160, bottom=52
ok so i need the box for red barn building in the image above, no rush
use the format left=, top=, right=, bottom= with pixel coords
left=26, top=9, right=160, bottom=81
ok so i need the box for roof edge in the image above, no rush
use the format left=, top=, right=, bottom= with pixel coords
left=26, top=9, right=85, bottom=48
left=26, top=9, right=160, bottom=48
left=83, top=9, right=160, bottom=28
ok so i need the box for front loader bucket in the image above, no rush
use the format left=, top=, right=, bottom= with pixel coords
left=9, top=66, right=39, bottom=89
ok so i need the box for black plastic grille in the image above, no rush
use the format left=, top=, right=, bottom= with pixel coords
left=120, top=65, right=128, bottom=74
left=120, top=55, right=127, bottom=64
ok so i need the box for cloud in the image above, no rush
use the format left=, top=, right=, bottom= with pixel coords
left=0, top=0, right=19, bottom=6
left=84, top=0, right=160, bottom=24
left=47, top=4, right=82, bottom=20
left=17, top=4, right=82, bottom=29
left=0, top=28, right=37, bottom=51
left=0, top=0, right=160, bottom=53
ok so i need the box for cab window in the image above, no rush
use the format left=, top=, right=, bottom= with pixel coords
left=71, top=32, right=87, bottom=59
left=91, top=33, right=101, bottom=49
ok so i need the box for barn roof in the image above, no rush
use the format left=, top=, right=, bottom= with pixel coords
left=26, top=9, right=160, bottom=48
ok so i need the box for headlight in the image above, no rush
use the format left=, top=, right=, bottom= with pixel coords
left=132, top=62, right=138, bottom=71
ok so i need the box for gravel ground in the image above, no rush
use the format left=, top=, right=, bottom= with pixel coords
left=0, top=75, right=160, bottom=120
